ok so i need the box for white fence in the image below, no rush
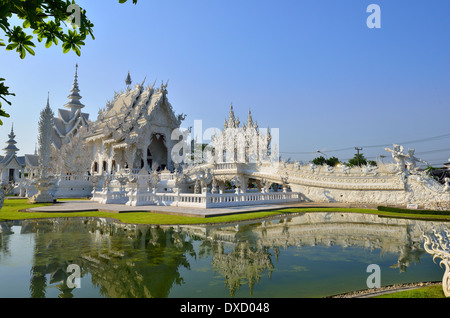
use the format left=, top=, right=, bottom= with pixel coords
left=92, top=188, right=301, bottom=208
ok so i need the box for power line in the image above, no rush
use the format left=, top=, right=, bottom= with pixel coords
left=280, top=133, right=450, bottom=155
left=416, top=148, right=450, bottom=155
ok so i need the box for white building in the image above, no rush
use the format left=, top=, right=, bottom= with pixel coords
left=85, top=78, right=186, bottom=175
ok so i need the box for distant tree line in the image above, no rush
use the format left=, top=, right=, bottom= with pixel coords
left=312, top=153, right=377, bottom=167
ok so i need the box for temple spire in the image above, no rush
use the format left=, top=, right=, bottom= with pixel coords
left=38, top=94, right=55, bottom=178
left=64, top=63, right=84, bottom=112
left=226, top=103, right=239, bottom=128
left=3, top=123, right=19, bottom=156
left=246, top=108, right=254, bottom=128
left=125, top=71, right=132, bottom=88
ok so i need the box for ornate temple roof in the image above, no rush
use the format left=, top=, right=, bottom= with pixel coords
left=86, top=76, right=185, bottom=145
left=0, top=124, right=25, bottom=169
left=2, top=125, right=19, bottom=156
left=52, top=65, right=90, bottom=149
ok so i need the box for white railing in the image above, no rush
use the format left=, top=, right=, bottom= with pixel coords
left=159, top=173, right=175, bottom=180
left=214, top=162, right=238, bottom=170
left=92, top=189, right=129, bottom=204
left=58, top=175, right=91, bottom=182
left=119, top=190, right=301, bottom=208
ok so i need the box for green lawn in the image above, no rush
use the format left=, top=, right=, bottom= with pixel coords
left=1, top=198, right=450, bottom=225
left=0, top=198, right=289, bottom=225
left=373, top=284, right=446, bottom=298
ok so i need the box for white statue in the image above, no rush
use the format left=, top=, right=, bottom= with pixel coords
left=340, top=164, right=350, bottom=175
left=361, top=164, right=378, bottom=176
left=444, top=177, right=450, bottom=193
left=385, top=144, right=407, bottom=171
left=405, top=148, right=428, bottom=171
left=211, top=176, right=218, bottom=194
left=147, top=169, right=160, bottom=189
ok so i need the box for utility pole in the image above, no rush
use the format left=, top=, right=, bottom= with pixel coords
left=355, top=147, right=363, bottom=167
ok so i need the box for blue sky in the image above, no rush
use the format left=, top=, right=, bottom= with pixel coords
left=1, top=0, right=449, bottom=165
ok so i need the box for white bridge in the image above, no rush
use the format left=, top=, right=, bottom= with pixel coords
left=86, top=156, right=450, bottom=210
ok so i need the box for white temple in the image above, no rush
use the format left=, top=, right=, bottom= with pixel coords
left=0, top=125, right=25, bottom=184
left=85, top=78, right=185, bottom=175
left=5, top=65, right=450, bottom=210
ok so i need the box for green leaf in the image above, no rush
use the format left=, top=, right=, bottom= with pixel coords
left=7, top=26, right=36, bottom=59
left=5, top=43, right=19, bottom=51
left=0, top=109, right=10, bottom=118
left=24, top=45, right=35, bottom=56
left=20, top=46, right=26, bottom=59
left=74, top=46, right=81, bottom=56
left=62, top=43, right=71, bottom=54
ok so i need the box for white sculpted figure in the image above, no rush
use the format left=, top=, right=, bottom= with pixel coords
left=385, top=144, right=407, bottom=171
left=340, top=164, right=350, bottom=175
left=173, top=166, right=184, bottom=187
left=361, top=164, right=378, bottom=176
left=148, top=169, right=160, bottom=189
left=405, top=148, right=428, bottom=172
left=203, top=168, right=213, bottom=187
left=211, top=176, right=218, bottom=193
left=444, top=177, right=450, bottom=193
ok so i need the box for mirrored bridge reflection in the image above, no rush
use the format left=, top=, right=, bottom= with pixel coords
left=0, top=213, right=447, bottom=298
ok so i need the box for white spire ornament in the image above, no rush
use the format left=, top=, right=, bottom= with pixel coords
left=3, top=124, right=19, bottom=156
left=29, top=93, right=56, bottom=203
left=64, top=64, right=85, bottom=113
left=38, top=93, right=54, bottom=177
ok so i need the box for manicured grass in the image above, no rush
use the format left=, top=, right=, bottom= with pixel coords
left=1, top=199, right=450, bottom=225
left=373, top=284, right=446, bottom=298
left=0, top=198, right=286, bottom=225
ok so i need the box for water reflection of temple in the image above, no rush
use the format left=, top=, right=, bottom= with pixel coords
left=15, top=218, right=195, bottom=298
left=177, top=213, right=446, bottom=274
left=2, top=214, right=448, bottom=298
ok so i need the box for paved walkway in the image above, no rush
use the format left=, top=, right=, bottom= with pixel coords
left=23, top=200, right=367, bottom=218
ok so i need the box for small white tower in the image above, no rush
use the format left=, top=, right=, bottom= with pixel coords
left=3, top=124, right=19, bottom=156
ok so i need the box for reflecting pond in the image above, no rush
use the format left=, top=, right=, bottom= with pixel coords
left=0, top=213, right=448, bottom=298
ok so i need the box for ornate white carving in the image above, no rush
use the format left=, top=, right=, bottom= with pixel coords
left=421, top=227, right=450, bottom=297
left=385, top=144, right=407, bottom=171
left=29, top=97, right=56, bottom=203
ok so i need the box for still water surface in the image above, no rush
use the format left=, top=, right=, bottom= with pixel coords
left=0, top=212, right=447, bottom=298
